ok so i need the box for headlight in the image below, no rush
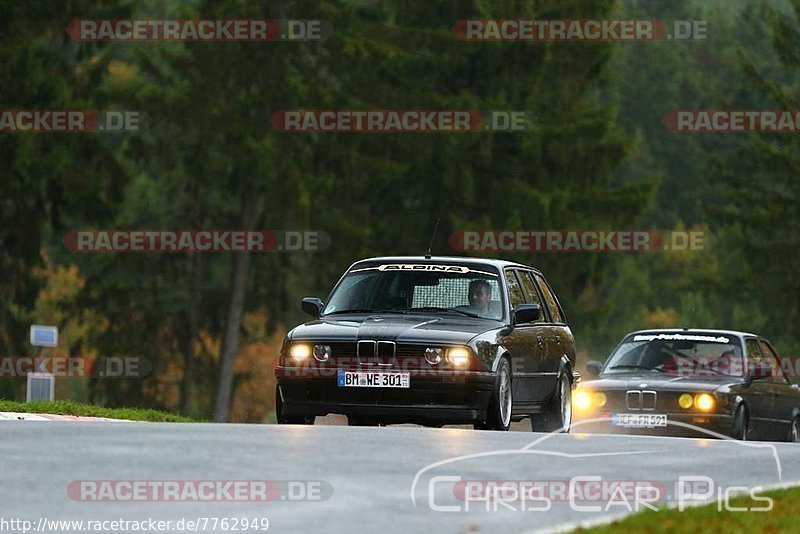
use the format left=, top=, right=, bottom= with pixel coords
left=573, top=390, right=592, bottom=411
left=694, top=393, right=715, bottom=412
left=289, top=343, right=311, bottom=361
left=446, top=347, right=470, bottom=367
left=313, top=344, right=331, bottom=362
left=678, top=393, right=694, bottom=410
left=425, top=348, right=443, bottom=365
left=573, top=391, right=606, bottom=411
left=592, top=392, right=607, bottom=407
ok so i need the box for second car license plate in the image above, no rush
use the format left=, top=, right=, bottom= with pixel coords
left=337, top=370, right=410, bottom=388
left=613, top=413, right=668, bottom=428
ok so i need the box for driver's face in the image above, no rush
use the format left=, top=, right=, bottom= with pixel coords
left=469, top=285, right=491, bottom=310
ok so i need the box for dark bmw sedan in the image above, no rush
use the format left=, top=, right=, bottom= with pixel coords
left=274, top=256, right=579, bottom=431
left=574, top=329, right=800, bottom=441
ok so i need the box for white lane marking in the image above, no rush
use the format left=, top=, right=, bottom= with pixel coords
left=0, top=412, right=50, bottom=421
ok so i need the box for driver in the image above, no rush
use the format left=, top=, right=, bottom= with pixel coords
left=467, top=279, right=492, bottom=316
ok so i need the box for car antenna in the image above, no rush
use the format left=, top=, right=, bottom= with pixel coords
left=424, top=218, right=441, bottom=259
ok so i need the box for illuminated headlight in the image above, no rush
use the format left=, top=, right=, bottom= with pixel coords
left=446, top=347, right=470, bottom=367
left=313, top=344, right=331, bottom=362
left=694, top=393, right=715, bottom=412
left=573, top=390, right=592, bottom=411
left=289, top=343, right=311, bottom=361
left=573, top=391, right=606, bottom=411
left=592, top=392, right=607, bottom=407
left=425, top=348, right=443, bottom=365
left=678, top=393, right=694, bottom=410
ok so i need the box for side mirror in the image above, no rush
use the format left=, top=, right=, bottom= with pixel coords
left=513, top=304, right=541, bottom=325
left=749, top=362, right=773, bottom=380
left=301, top=297, right=324, bottom=318
left=585, top=361, right=603, bottom=377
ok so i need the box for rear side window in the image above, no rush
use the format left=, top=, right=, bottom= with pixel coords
left=504, top=270, right=525, bottom=309
left=534, top=273, right=564, bottom=323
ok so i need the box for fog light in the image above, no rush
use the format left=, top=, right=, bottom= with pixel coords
left=313, top=344, right=331, bottom=362
left=678, top=393, right=694, bottom=410
left=573, top=390, right=592, bottom=411
left=446, top=347, right=470, bottom=367
left=695, top=393, right=715, bottom=412
left=425, top=348, right=443, bottom=365
left=290, top=343, right=311, bottom=361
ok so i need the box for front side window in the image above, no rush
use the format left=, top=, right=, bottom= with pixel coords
left=504, top=270, right=526, bottom=309
left=518, top=270, right=546, bottom=323
left=745, top=338, right=762, bottom=368
left=758, top=340, right=788, bottom=383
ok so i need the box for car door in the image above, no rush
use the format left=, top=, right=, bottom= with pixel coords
left=514, top=269, right=552, bottom=403
left=743, top=337, right=777, bottom=439
left=499, top=268, right=542, bottom=407
left=759, top=339, right=798, bottom=440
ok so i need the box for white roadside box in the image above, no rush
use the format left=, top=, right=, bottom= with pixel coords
left=27, top=325, right=57, bottom=402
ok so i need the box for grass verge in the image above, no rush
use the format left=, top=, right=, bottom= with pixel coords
left=582, top=486, right=800, bottom=533
left=0, top=400, right=201, bottom=422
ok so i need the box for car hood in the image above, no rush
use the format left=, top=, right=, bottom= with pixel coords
left=582, top=372, right=744, bottom=392
left=288, top=314, right=501, bottom=345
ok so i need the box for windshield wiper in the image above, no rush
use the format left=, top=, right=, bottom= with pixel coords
left=607, top=364, right=665, bottom=373
left=406, top=306, right=483, bottom=318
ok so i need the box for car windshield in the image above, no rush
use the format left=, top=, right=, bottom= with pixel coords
left=322, top=264, right=505, bottom=320
left=604, top=333, right=745, bottom=377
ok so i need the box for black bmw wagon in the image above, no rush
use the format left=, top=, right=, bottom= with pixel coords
left=274, top=256, right=579, bottom=431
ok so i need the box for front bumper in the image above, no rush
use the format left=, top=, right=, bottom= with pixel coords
left=572, top=412, right=737, bottom=439
left=276, top=368, right=495, bottom=424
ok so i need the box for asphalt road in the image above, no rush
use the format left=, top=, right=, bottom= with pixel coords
left=3, top=420, right=800, bottom=534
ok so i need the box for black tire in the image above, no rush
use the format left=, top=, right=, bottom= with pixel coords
left=733, top=405, right=749, bottom=441
left=788, top=418, right=800, bottom=443
left=474, top=358, right=512, bottom=431
left=275, top=388, right=313, bottom=425
left=531, top=373, right=572, bottom=433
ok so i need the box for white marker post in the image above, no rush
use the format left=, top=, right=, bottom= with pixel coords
left=27, top=325, right=58, bottom=402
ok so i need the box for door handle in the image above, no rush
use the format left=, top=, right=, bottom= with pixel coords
left=536, top=336, right=545, bottom=347
left=553, top=336, right=561, bottom=344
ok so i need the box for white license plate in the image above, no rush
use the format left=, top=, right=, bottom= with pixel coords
left=337, top=370, right=410, bottom=388
left=613, top=413, right=668, bottom=428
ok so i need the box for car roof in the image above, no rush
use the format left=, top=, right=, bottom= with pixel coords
left=625, top=328, right=761, bottom=339
left=351, top=255, right=542, bottom=274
